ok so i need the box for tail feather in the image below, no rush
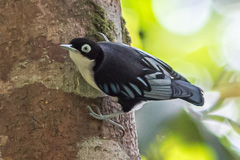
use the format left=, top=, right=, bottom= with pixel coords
left=171, top=80, right=204, bottom=106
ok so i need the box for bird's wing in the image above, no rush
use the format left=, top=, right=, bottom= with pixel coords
left=132, top=47, right=189, bottom=82
left=95, top=42, right=191, bottom=100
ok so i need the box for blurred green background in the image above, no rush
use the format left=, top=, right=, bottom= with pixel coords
left=121, top=0, right=240, bottom=159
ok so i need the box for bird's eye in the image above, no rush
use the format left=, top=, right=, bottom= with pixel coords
left=81, top=44, right=91, bottom=53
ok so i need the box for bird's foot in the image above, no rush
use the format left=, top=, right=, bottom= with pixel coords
left=87, top=106, right=123, bottom=120
left=86, top=105, right=125, bottom=140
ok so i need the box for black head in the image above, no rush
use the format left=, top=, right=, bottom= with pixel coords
left=60, top=38, right=104, bottom=70
left=69, top=38, right=103, bottom=60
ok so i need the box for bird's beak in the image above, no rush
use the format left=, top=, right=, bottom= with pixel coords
left=60, top=44, right=80, bottom=53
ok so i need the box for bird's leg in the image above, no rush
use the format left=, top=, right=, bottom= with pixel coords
left=98, top=32, right=110, bottom=42
left=86, top=105, right=125, bottom=139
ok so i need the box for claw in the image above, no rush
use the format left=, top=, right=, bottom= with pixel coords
left=98, top=32, right=110, bottom=42
left=86, top=105, right=125, bottom=140
left=96, top=107, right=102, bottom=115
left=106, top=119, right=125, bottom=140
left=86, top=105, right=93, bottom=112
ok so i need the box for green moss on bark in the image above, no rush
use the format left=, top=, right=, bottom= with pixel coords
left=86, top=1, right=115, bottom=42
left=121, top=17, right=131, bottom=45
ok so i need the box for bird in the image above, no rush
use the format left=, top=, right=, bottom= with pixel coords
left=60, top=33, right=204, bottom=136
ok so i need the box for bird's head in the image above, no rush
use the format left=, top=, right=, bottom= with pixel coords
left=60, top=38, right=104, bottom=70
left=60, top=38, right=103, bottom=60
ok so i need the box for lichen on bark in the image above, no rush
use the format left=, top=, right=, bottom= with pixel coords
left=77, top=137, right=130, bottom=160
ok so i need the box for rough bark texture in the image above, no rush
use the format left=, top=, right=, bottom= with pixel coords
left=0, top=0, right=140, bottom=159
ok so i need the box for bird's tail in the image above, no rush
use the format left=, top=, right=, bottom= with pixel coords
left=171, top=80, right=204, bottom=106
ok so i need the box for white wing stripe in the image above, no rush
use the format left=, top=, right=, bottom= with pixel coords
left=137, top=77, right=148, bottom=87
left=110, top=83, right=118, bottom=94
left=122, top=84, right=135, bottom=99
left=103, top=83, right=109, bottom=94
left=129, top=83, right=142, bottom=96
left=145, top=57, right=159, bottom=70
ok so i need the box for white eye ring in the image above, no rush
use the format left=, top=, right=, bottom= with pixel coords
left=81, top=44, right=91, bottom=53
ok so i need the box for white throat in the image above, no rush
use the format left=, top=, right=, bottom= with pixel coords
left=69, top=51, right=101, bottom=91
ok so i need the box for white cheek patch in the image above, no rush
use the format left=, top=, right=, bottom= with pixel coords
left=69, top=51, right=101, bottom=91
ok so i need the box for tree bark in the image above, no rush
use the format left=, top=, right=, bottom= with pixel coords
left=0, top=0, right=139, bottom=159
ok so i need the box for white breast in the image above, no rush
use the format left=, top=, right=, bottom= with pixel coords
left=69, top=51, right=102, bottom=92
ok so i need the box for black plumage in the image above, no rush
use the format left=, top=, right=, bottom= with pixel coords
left=69, top=38, right=204, bottom=112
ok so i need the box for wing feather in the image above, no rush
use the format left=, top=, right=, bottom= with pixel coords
left=133, top=47, right=189, bottom=82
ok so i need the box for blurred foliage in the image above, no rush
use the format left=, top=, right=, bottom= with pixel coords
left=146, top=134, right=216, bottom=160
left=121, top=0, right=240, bottom=159
left=145, top=111, right=217, bottom=160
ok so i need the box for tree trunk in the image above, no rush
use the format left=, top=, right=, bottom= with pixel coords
left=0, top=0, right=140, bottom=159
